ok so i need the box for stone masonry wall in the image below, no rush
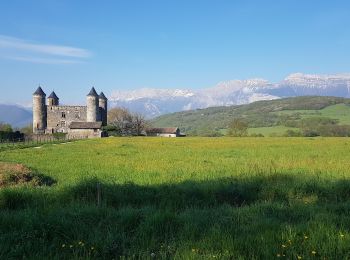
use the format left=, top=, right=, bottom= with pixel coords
left=46, top=105, right=87, bottom=133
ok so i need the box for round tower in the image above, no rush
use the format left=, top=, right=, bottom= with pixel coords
left=47, top=91, right=59, bottom=106
left=99, top=92, right=108, bottom=126
left=86, top=87, right=99, bottom=122
left=33, top=86, right=47, bottom=134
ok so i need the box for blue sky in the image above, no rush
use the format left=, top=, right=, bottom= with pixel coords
left=1, top=0, right=350, bottom=105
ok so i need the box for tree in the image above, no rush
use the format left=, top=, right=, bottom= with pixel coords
left=108, top=107, right=132, bottom=135
left=226, top=118, right=248, bottom=137
left=0, top=122, right=13, bottom=132
left=131, top=112, right=148, bottom=136
left=107, top=108, right=147, bottom=136
left=20, top=124, right=33, bottom=135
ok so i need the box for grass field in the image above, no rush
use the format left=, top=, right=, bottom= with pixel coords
left=248, top=104, right=350, bottom=136
left=274, top=104, right=350, bottom=124
left=248, top=126, right=299, bottom=136
left=1, top=137, right=350, bottom=259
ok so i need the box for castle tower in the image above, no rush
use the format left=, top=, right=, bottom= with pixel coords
left=99, top=92, right=108, bottom=126
left=86, top=87, right=99, bottom=122
left=47, top=91, right=59, bottom=106
left=33, top=86, right=47, bottom=134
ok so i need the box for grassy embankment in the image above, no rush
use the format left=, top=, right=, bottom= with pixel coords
left=1, top=137, right=350, bottom=259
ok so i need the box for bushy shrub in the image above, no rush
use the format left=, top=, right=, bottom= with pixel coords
left=0, top=131, right=24, bottom=142
left=284, top=130, right=302, bottom=137
left=302, top=129, right=320, bottom=137
left=53, top=132, right=67, bottom=139
left=226, top=118, right=248, bottom=137
left=318, top=125, right=350, bottom=137
left=250, top=133, right=264, bottom=137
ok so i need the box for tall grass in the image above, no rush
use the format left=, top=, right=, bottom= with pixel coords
left=1, top=137, right=350, bottom=259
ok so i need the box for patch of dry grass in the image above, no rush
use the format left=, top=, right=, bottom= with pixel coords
left=0, top=162, right=54, bottom=187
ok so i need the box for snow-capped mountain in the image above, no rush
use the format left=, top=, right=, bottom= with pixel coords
left=109, top=73, right=350, bottom=118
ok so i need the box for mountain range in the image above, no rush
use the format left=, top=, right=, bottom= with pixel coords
left=2, top=72, right=350, bottom=127
left=109, top=73, right=350, bottom=118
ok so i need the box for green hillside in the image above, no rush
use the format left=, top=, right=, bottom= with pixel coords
left=150, top=96, right=350, bottom=136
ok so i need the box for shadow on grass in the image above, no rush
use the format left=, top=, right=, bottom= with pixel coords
left=67, top=174, right=350, bottom=209
left=1, top=174, right=350, bottom=259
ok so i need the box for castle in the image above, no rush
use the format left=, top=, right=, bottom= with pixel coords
left=33, top=87, right=107, bottom=138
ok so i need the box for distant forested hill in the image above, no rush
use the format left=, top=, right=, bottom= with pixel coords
left=150, top=96, right=350, bottom=136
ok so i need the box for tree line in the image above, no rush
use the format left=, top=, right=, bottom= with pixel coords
left=0, top=123, right=24, bottom=141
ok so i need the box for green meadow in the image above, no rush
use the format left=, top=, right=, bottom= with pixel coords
left=1, top=137, right=350, bottom=259
left=273, top=103, right=350, bottom=125
left=248, top=126, right=299, bottom=136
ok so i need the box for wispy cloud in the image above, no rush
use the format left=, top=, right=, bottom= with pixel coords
left=0, top=35, right=92, bottom=64
left=8, top=56, right=83, bottom=64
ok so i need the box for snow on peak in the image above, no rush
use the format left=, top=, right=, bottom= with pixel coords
left=110, top=88, right=194, bottom=101
left=108, top=72, right=350, bottom=118
left=285, top=72, right=350, bottom=81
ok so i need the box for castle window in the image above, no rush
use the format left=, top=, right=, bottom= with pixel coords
left=75, top=111, right=80, bottom=119
left=60, top=121, right=66, bottom=127
left=61, top=112, right=66, bottom=118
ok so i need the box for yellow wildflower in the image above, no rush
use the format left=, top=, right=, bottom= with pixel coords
left=297, top=256, right=302, bottom=259
left=304, top=236, right=308, bottom=239
left=282, top=244, right=287, bottom=248
left=311, top=251, right=316, bottom=255
left=340, top=234, right=345, bottom=238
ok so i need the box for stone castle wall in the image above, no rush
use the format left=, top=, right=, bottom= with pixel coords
left=46, top=105, right=87, bottom=133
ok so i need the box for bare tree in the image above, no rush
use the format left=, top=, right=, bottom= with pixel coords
left=107, top=108, right=147, bottom=136
left=131, top=112, right=148, bottom=136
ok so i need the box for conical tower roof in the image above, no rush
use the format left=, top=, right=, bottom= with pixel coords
left=87, top=87, right=98, bottom=97
left=48, top=91, right=59, bottom=99
left=99, top=92, right=107, bottom=100
left=33, top=86, right=46, bottom=96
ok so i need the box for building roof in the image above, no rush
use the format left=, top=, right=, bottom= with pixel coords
left=146, top=127, right=179, bottom=134
left=69, top=121, right=102, bottom=129
left=48, top=91, right=59, bottom=99
left=33, top=86, right=46, bottom=96
left=87, top=87, right=98, bottom=97
left=99, top=92, right=107, bottom=100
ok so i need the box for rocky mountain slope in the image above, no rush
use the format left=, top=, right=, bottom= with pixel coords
left=110, top=73, right=350, bottom=118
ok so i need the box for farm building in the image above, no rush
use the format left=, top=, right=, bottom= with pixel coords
left=145, top=127, right=186, bottom=137
left=68, top=122, right=105, bottom=138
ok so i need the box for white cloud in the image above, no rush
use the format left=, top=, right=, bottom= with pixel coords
left=8, top=56, right=83, bottom=64
left=0, top=35, right=91, bottom=64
